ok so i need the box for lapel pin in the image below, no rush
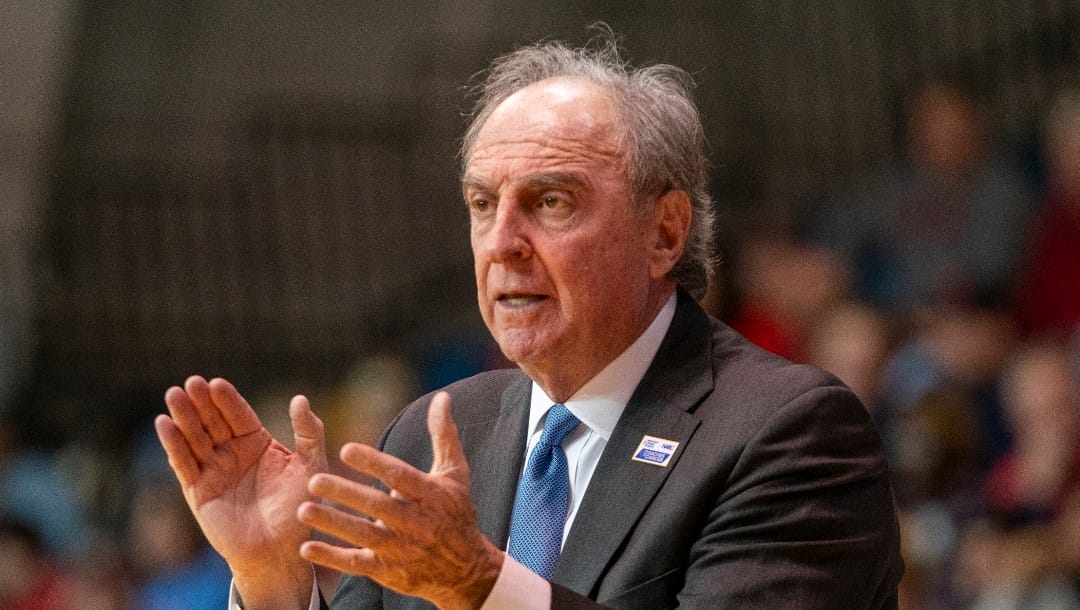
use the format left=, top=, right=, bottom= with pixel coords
left=632, top=435, right=680, bottom=467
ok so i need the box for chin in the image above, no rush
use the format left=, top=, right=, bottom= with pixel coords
left=495, top=341, right=536, bottom=367
left=493, top=329, right=552, bottom=369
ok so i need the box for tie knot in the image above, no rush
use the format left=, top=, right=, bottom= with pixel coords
left=539, top=404, right=580, bottom=448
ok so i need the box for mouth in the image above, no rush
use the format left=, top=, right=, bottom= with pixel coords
left=496, top=293, right=549, bottom=308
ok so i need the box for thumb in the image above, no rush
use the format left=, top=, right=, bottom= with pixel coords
left=290, top=395, right=328, bottom=475
left=427, top=391, right=468, bottom=484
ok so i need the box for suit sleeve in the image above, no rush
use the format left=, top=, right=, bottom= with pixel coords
left=328, top=574, right=383, bottom=609
left=679, top=385, right=901, bottom=609
left=550, top=384, right=902, bottom=609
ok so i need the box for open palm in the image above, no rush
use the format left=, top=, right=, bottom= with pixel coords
left=155, top=376, right=327, bottom=583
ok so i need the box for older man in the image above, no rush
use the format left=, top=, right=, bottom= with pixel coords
left=156, top=35, right=903, bottom=609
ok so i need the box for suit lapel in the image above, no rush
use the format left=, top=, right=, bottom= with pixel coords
left=553, top=291, right=715, bottom=595
left=461, top=375, right=531, bottom=549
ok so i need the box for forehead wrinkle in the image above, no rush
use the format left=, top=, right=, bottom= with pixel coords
left=464, top=136, right=623, bottom=187
left=471, top=130, right=620, bottom=160
left=463, top=81, right=626, bottom=192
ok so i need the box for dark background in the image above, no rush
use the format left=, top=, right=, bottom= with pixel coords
left=4, top=1, right=1076, bottom=439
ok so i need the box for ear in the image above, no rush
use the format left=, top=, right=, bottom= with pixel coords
left=648, top=189, right=692, bottom=280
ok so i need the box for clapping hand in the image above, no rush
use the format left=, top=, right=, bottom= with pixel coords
left=297, top=391, right=505, bottom=610
left=155, top=376, right=328, bottom=608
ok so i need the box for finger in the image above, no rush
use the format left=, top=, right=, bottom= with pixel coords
left=297, top=501, right=390, bottom=550
left=307, top=473, right=411, bottom=530
left=163, top=385, right=215, bottom=462
left=338, top=443, right=431, bottom=502
left=299, top=540, right=379, bottom=578
left=203, top=375, right=260, bottom=442
left=186, top=376, right=232, bottom=445
left=290, top=395, right=328, bottom=475
left=427, top=392, right=468, bottom=484
left=154, top=413, right=201, bottom=488
left=205, top=377, right=261, bottom=440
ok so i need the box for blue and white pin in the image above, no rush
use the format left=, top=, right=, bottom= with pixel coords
left=632, top=435, right=680, bottom=467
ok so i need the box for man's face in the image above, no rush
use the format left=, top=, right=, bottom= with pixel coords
left=463, top=77, right=668, bottom=399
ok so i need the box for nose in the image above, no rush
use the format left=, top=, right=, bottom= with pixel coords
left=476, top=202, right=532, bottom=263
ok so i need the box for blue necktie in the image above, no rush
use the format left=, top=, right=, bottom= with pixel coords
left=507, top=404, right=581, bottom=579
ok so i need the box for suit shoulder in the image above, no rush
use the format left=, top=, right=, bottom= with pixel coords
left=711, top=317, right=846, bottom=392
left=703, top=318, right=869, bottom=426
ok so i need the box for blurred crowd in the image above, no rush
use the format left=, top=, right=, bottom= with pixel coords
left=718, top=78, right=1080, bottom=610
left=0, top=354, right=422, bottom=609
left=2, top=77, right=1079, bottom=609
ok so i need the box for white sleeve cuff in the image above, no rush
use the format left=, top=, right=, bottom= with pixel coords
left=478, top=554, right=551, bottom=610
left=227, top=571, right=321, bottom=610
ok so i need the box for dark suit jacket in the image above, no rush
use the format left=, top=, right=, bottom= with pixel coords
left=329, top=292, right=903, bottom=609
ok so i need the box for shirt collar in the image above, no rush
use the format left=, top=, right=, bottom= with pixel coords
left=528, top=291, right=678, bottom=441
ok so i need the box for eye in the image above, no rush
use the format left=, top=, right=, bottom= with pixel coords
left=468, top=194, right=493, bottom=213
left=539, top=193, right=570, bottom=211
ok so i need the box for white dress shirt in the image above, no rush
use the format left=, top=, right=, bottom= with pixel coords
left=481, top=292, right=676, bottom=609
left=230, top=292, right=677, bottom=609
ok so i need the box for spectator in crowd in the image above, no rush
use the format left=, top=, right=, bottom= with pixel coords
left=125, top=482, right=232, bottom=609
left=0, top=415, right=89, bottom=561
left=805, top=302, right=892, bottom=413
left=953, top=517, right=1080, bottom=610
left=728, top=233, right=851, bottom=362
left=811, top=75, right=1035, bottom=312
left=319, top=354, right=420, bottom=466
left=889, top=388, right=983, bottom=609
left=881, top=305, right=1018, bottom=471
left=1013, top=89, right=1080, bottom=337
left=0, top=518, right=74, bottom=610
left=983, top=339, right=1080, bottom=522
left=1054, top=489, right=1080, bottom=596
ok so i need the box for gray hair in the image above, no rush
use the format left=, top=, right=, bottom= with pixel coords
left=460, top=31, right=716, bottom=299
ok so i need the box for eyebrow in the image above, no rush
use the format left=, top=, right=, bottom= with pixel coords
left=460, top=174, right=488, bottom=194
left=461, top=171, right=589, bottom=193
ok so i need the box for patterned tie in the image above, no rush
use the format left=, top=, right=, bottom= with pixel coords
left=507, top=404, right=581, bottom=579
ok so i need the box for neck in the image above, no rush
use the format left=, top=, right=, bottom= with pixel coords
left=524, top=283, right=676, bottom=403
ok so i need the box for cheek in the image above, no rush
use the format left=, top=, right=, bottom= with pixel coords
left=582, top=236, right=650, bottom=286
